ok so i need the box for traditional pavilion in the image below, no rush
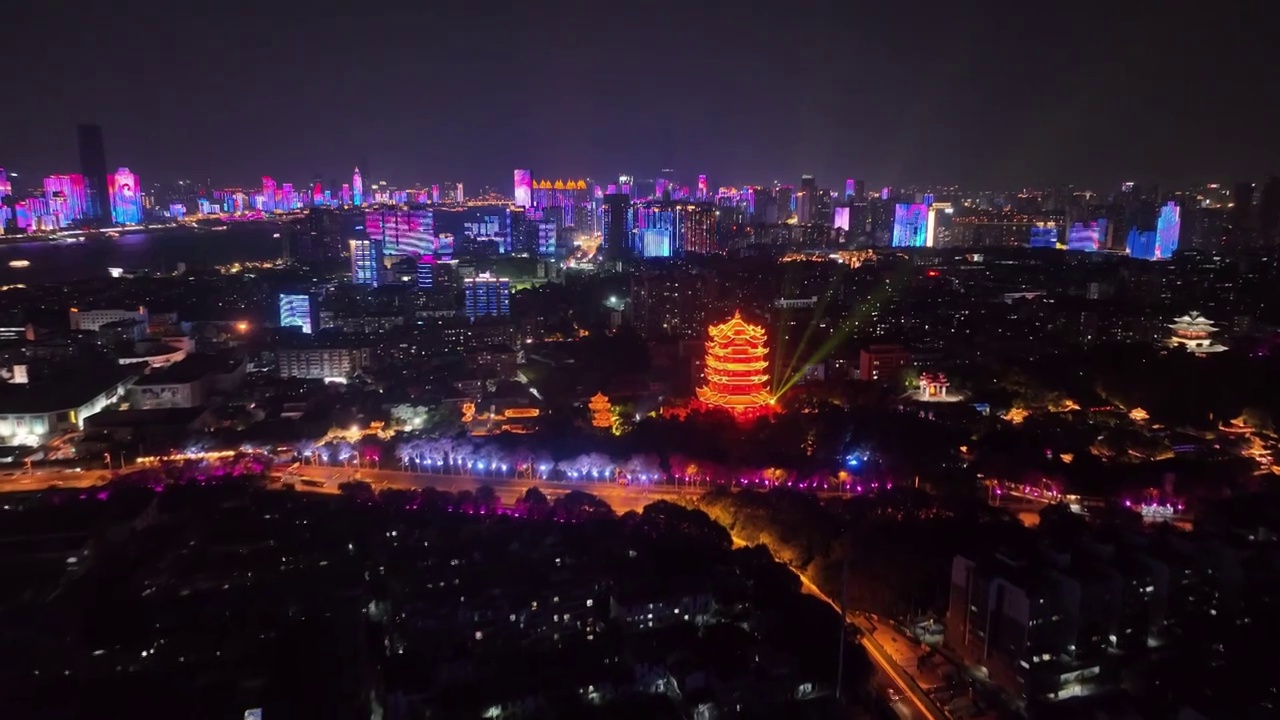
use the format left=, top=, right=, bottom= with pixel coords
left=1165, top=312, right=1227, bottom=354
left=695, top=311, right=776, bottom=418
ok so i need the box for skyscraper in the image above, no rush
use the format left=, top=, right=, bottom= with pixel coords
left=278, top=294, right=314, bottom=334
left=1155, top=201, right=1181, bottom=258
left=340, top=183, right=352, bottom=206
left=602, top=192, right=632, bottom=259
left=43, top=175, right=87, bottom=222
left=891, top=203, right=929, bottom=247
left=352, top=168, right=364, bottom=206
left=349, top=237, right=382, bottom=286
left=697, top=175, right=708, bottom=200
left=261, top=177, right=277, bottom=213
left=514, top=169, right=532, bottom=207
left=108, top=167, right=142, bottom=225
left=0, top=168, right=11, bottom=200
left=77, top=124, right=110, bottom=224
left=464, top=272, right=511, bottom=319
left=312, top=181, right=324, bottom=207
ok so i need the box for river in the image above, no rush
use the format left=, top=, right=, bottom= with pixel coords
left=0, top=223, right=292, bottom=285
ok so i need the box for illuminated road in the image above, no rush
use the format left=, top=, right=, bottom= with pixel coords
left=728, top=534, right=937, bottom=720
left=0, top=469, right=110, bottom=493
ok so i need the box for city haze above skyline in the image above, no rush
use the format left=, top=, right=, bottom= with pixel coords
left=1, top=2, right=1276, bottom=190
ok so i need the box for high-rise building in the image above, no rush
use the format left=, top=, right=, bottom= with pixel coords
left=891, top=203, right=929, bottom=247
left=697, top=175, right=708, bottom=200
left=278, top=294, right=314, bottom=334
left=352, top=168, right=364, bottom=207
left=349, top=237, right=383, bottom=286
left=0, top=169, right=11, bottom=201
left=1028, top=224, right=1060, bottom=248
left=108, top=167, right=142, bottom=225
left=1067, top=221, right=1105, bottom=252
left=602, top=192, right=632, bottom=259
left=631, top=202, right=718, bottom=257
left=514, top=169, right=532, bottom=207
left=340, top=183, right=352, bottom=206
left=464, top=272, right=511, bottom=319
left=844, top=179, right=856, bottom=200
left=366, top=208, right=434, bottom=257
left=1155, top=201, right=1181, bottom=258
left=415, top=254, right=436, bottom=290
left=43, top=175, right=87, bottom=222
left=261, top=177, right=276, bottom=213
left=77, top=124, right=110, bottom=224
left=311, top=181, right=324, bottom=207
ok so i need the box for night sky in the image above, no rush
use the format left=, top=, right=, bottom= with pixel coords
left=1, top=1, right=1276, bottom=192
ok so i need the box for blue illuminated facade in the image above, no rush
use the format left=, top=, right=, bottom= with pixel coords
left=891, top=203, right=929, bottom=247
left=416, top=255, right=435, bottom=290
left=349, top=237, right=382, bottom=285
left=464, top=273, right=510, bottom=319
left=1126, top=229, right=1160, bottom=260
left=278, top=294, right=313, bottom=334
left=1067, top=220, right=1105, bottom=252
left=1028, top=225, right=1060, bottom=248
left=1156, top=201, right=1180, bottom=258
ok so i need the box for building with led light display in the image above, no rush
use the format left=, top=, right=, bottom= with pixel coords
left=891, top=203, right=929, bottom=247
left=261, top=177, right=276, bottom=212
left=168, top=203, right=186, bottom=219
left=1067, top=221, right=1105, bottom=251
left=278, top=294, right=314, bottom=334
left=349, top=237, right=382, bottom=286
left=464, top=273, right=510, bottom=319
left=352, top=168, right=363, bottom=206
left=416, top=254, right=436, bottom=289
left=1126, top=229, right=1160, bottom=260
left=514, top=169, right=532, bottom=207
left=108, top=167, right=142, bottom=225
left=631, top=202, right=717, bottom=257
left=532, top=179, right=590, bottom=227
left=697, top=175, right=708, bottom=200
left=43, top=175, right=87, bottom=222
left=833, top=206, right=850, bottom=232
left=1156, top=201, right=1181, bottom=258
left=366, top=208, right=434, bottom=257
left=695, top=311, right=775, bottom=418
left=1028, top=224, right=1060, bottom=248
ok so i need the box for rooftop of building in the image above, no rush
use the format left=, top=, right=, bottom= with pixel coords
left=133, top=353, right=241, bottom=387
left=0, top=367, right=133, bottom=414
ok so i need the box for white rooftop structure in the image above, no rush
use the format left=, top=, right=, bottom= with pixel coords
left=1165, top=312, right=1226, bottom=353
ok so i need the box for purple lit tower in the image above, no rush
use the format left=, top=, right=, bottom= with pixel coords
left=352, top=167, right=363, bottom=206
left=0, top=168, right=12, bottom=200
left=107, top=167, right=142, bottom=225
left=514, top=169, right=532, bottom=207
left=261, top=176, right=276, bottom=212
left=845, top=179, right=856, bottom=199
left=697, top=175, right=708, bottom=200
left=311, top=182, right=323, bottom=207
left=341, top=183, right=352, bottom=205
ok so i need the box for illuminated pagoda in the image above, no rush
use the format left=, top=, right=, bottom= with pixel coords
left=695, top=311, right=776, bottom=418
left=589, top=392, right=613, bottom=429
left=1165, top=312, right=1227, bottom=354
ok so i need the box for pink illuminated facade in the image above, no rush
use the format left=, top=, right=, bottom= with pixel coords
left=352, top=167, right=364, bottom=206
left=366, top=208, right=435, bottom=257
left=261, top=176, right=276, bottom=212
left=697, top=174, right=708, bottom=200
left=43, top=174, right=87, bottom=222
left=312, top=182, right=323, bottom=206
left=514, top=169, right=532, bottom=207
left=341, top=183, right=352, bottom=205
left=108, top=167, right=142, bottom=225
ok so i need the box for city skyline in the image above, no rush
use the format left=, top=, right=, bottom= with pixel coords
left=0, top=3, right=1276, bottom=190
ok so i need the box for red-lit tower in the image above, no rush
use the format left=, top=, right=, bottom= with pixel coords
left=695, top=311, right=775, bottom=417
